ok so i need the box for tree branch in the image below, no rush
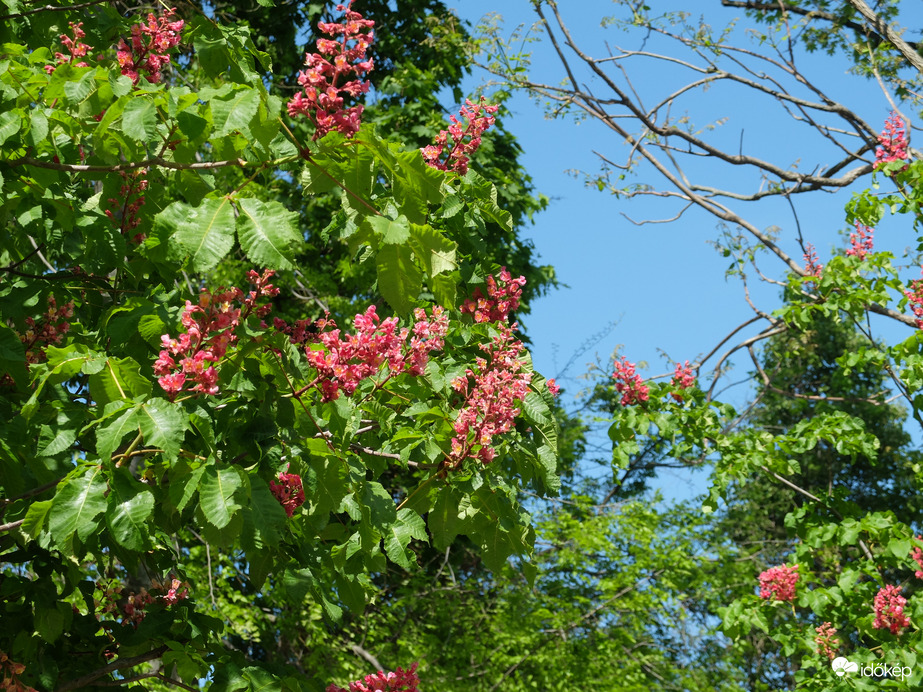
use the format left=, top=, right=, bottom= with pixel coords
left=54, top=646, right=169, bottom=692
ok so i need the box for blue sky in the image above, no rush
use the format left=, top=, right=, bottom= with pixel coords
left=444, top=1, right=923, bottom=498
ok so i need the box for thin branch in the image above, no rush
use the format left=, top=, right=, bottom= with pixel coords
left=0, top=0, right=110, bottom=21
left=54, top=646, right=169, bottom=692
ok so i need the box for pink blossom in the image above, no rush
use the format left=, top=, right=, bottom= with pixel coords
left=449, top=323, right=532, bottom=467
left=547, top=378, right=560, bottom=397
left=422, top=98, right=499, bottom=174
left=162, top=578, right=189, bottom=605
left=288, top=1, right=374, bottom=140
left=612, top=357, right=649, bottom=406
left=302, top=305, right=447, bottom=401
left=846, top=222, right=874, bottom=260
left=116, top=8, right=184, bottom=84
left=154, top=270, right=278, bottom=398
left=873, top=584, right=910, bottom=635
left=326, top=662, right=419, bottom=692
left=904, top=270, right=923, bottom=328
left=670, top=360, right=695, bottom=402
left=758, top=564, right=799, bottom=602
left=875, top=112, right=909, bottom=170
left=814, top=622, right=839, bottom=660
left=913, top=537, right=923, bottom=579
left=460, top=267, right=526, bottom=323
left=803, top=243, right=823, bottom=284
left=270, top=473, right=305, bottom=517
left=46, top=21, right=91, bottom=73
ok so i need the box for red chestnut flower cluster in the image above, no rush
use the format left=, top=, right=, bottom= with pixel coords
left=326, top=662, right=419, bottom=692
left=154, top=270, right=279, bottom=398
left=758, top=564, right=799, bottom=602
left=105, top=168, right=148, bottom=243
left=44, top=21, right=90, bottom=73
left=670, top=361, right=695, bottom=402
left=612, top=357, right=649, bottom=406
left=288, top=1, right=375, bottom=140
left=904, top=271, right=923, bottom=328
left=814, top=622, right=840, bottom=660
left=803, top=243, right=823, bottom=284
left=846, top=222, right=874, bottom=260
left=422, top=98, right=499, bottom=174
left=270, top=472, right=306, bottom=517
left=300, top=305, right=448, bottom=402
left=875, top=112, right=909, bottom=170
left=912, top=538, right=923, bottom=579
left=451, top=270, right=534, bottom=467
left=117, top=8, right=184, bottom=84
left=873, top=584, right=910, bottom=635
left=0, top=651, right=38, bottom=692
left=6, top=295, right=75, bottom=366
left=460, top=267, right=525, bottom=323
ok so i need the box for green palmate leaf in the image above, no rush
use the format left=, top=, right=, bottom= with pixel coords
left=246, top=475, right=287, bottom=545
left=384, top=508, right=428, bottom=569
left=105, top=467, right=155, bottom=551
left=0, top=110, right=21, bottom=145
left=409, top=223, right=457, bottom=276
left=376, top=243, right=422, bottom=315
left=49, top=465, right=107, bottom=551
left=121, top=97, right=158, bottom=142
left=96, top=405, right=140, bottom=462
left=209, top=86, right=261, bottom=137
left=168, top=461, right=206, bottom=513
left=368, top=214, right=410, bottom=245
left=235, top=198, right=303, bottom=270
left=0, top=322, right=27, bottom=386
left=199, top=466, right=242, bottom=529
left=88, top=357, right=151, bottom=408
left=138, top=398, right=187, bottom=461
left=21, top=499, right=52, bottom=539
left=172, top=198, right=236, bottom=272
left=428, top=489, right=471, bottom=550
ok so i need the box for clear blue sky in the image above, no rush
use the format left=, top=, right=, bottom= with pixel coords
left=445, top=1, right=923, bottom=498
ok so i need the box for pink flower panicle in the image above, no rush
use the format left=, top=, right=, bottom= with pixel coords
left=912, top=537, right=923, bottom=579
left=45, top=21, right=91, bottom=74
left=117, top=8, right=184, bottom=84
left=758, top=564, right=799, bottom=602
left=547, top=378, right=560, bottom=397
left=904, top=271, right=923, bottom=328
left=105, top=168, right=149, bottom=243
left=326, top=662, right=420, bottom=692
left=155, top=269, right=279, bottom=399
left=5, top=295, right=75, bottom=366
left=0, top=651, right=38, bottom=692
left=460, top=267, right=526, bottom=323
left=846, top=222, right=874, bottom=260
left=873, top=584, right=910, bottom=635
left=162, top=578, right=189, bottom=605
left=803, top=243, right=823, bottom=284
left=270, top=472, right=306, bottom=517
left=612, top=357, right=649, bottom=406
left=422, top=98, right=499, bottom=174
left=670, top=360, right=695, bottom=402
left=288, top=1, right=375, bottom=140
left=303, top=305, right=448, bottom=402
left=814, top=622, right=840, bottom=660
left=449, top=271, right=533, bottom=468
left=449, top=325, right=532, bottom=467
left=875, top=112, right=909, bottom=170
